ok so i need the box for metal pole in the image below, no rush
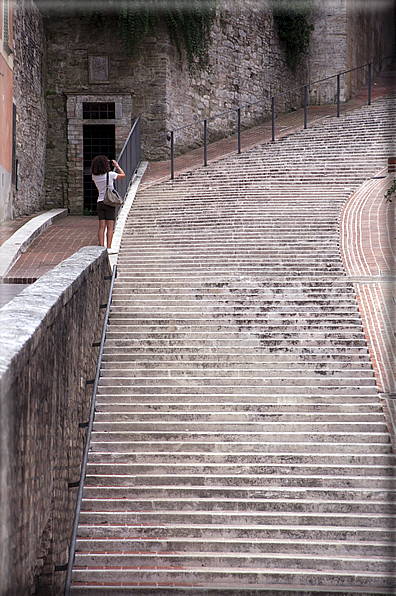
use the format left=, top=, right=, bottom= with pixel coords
left=368, top=62, right=372, bottom=105
left=304, top=85, right=308, bottom=129
left=170, top=131, right=174, bottom=180
left=237, top=108, right=241, bottom=154
left=271, top=97, right=275, bottom=142
left=204, top=119, right=207, bottom=166
left=337, top=74, right=340, bottom=117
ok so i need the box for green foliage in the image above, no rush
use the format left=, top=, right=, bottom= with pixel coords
left=384, top=178, right=396, bottom=202
left=82, top=0, right=217, bottom=76
left=269, top=0, right=314, bottom=70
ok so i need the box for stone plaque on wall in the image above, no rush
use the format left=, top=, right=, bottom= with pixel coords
left=89, top=55, right=109, bottom=83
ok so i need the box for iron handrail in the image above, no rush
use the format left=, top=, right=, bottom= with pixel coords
left=169, top=54, right=394, bottom=179
left=114, top=113, right=141, bottom=201
left=64, top=264, right=117, bottom=595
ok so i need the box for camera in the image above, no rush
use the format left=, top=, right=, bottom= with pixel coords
left=109, top=159, right=114, bottom=168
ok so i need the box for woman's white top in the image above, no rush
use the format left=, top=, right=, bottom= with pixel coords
left=92, top=172, right=118, bottom=202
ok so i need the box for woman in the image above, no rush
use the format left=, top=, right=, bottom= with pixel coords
left=90, top=155, right=125, bottom=250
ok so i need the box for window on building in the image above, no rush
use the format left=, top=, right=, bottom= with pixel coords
left=83, top=102, right=116, bottom=120
left=3, top=0, right=9, bottom=46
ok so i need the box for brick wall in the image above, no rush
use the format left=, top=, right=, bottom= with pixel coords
left=0, top=247, right=111, bottom=595
left=12, top=0, right=47, bottom=217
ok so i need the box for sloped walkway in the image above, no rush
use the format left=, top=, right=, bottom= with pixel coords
left=71, top=89, right=396, bottom=593
left=340, top=169, right=396, bottom=444
left=0, top=63, right=395, bottom=410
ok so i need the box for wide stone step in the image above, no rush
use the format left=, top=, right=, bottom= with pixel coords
left=100, top=349, right=372, bottom=361
left=88, top=439, right=394, bottom=455
left=81, top=484, right=396, bottom=502
left=101, top=348, right=370, bottom=359
left=92, top=411, right=382, bottom=424
left=85, top=460, right=396, bottom=478
left=99, top=367, right=374, bottom=380
left=73, top=549, right=396, bottom=574
left=112, top=279, right=353, bottom=287
left=102, top=350, right=372, bottom=368
left=74, top=534, right=396, bottom=559
left=109, top=298, right=360, bottom=309
left=70, top=565, right=396, bottom=591
left=75, top=521, right=396, bottom=544
left=94, top=400, right=381, bottom=413
left=100, top=360, right=374, bottom=373
left=88, top=430, right=389, bottom=444
left=107, top=324, right=365, bottom=335
left=84, top=473, right=395, bottom=491
left=80, top=494, right=396, bottom=514
left=107, top=315, right=364, bottom=325
left=109, top=306, right=362, bottom=315
left=96, top=386, right=379, bottom=397
left=103, top=339, right=370, bottom=350
left=77, top=508, right=396, bottom=529
left=86, top=449, right=396, bottom=466
left=100, top=378, right=376, bottom=395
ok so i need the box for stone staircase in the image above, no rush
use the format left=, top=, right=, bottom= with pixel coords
left=70, top=98, right=396, bottom=594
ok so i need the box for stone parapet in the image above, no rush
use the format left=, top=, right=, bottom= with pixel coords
left=0, top=246, right=111, bottom=595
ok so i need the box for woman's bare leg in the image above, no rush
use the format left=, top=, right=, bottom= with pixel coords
left=106, top=220, right=114, bottom=248
left=98, top=219, right=106, bottom=247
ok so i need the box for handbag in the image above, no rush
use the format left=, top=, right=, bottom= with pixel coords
left=103, top=172, right=123, bottom=206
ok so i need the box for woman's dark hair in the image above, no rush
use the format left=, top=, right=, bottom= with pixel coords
left=90, top=155, right=110, bottom=175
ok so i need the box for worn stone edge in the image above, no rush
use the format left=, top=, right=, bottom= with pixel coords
left=108, top=161, right=148, bottom=270
left=0, top=245, right=106, bottom=394
left=0, top=208, right=68, bottom=279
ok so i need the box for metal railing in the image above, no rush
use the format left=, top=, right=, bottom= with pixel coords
left=114, top=113, right=141, bottom=200
left=168, top=55, right=394, bottom=179
left=63, top=265, right=117, bottom=595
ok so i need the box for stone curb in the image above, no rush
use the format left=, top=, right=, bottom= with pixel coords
left=0, top=208, right=68, bottom=279
left=108, top=161, right=148, bottom=271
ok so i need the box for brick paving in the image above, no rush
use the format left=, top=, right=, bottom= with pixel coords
left=340, top=169, right=396, bottom=393
left=3, top=216, right=98, bottom=283
left=340, top=166, right=396, bottom=448
left=0, top=211, right=46, bottom=245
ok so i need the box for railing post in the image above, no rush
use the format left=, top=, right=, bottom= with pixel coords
left=368, top=62, right=372, bottom=105
left=337, top=74, right=340, bottom=117
left=304, top=85, right=308, bottom=129
left=170, top=131, right=174, bottom=180
left=204, top=119, right=207, bottom=166
left=271, top=96, right=275, bottom=142
left=237, top=108, right=241, bottom=154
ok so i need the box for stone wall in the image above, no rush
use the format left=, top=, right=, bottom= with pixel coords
left=12, top=0, right=47, bottom=217
left=307, top=0, right=395, bottom=104
left=41, top=0, right=395, bottom=213
left=0, top=247, right=111, bottom=596
left=346, top=0, right=395, bottom=94
left=42, top=0, right=307, bottom=212
left=164, top=1, right=307, bottom=157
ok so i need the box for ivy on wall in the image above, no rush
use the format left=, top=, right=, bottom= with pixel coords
left=83, top=0, right=217, bottom=75
left=269, top=0, right=314, bottom=70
